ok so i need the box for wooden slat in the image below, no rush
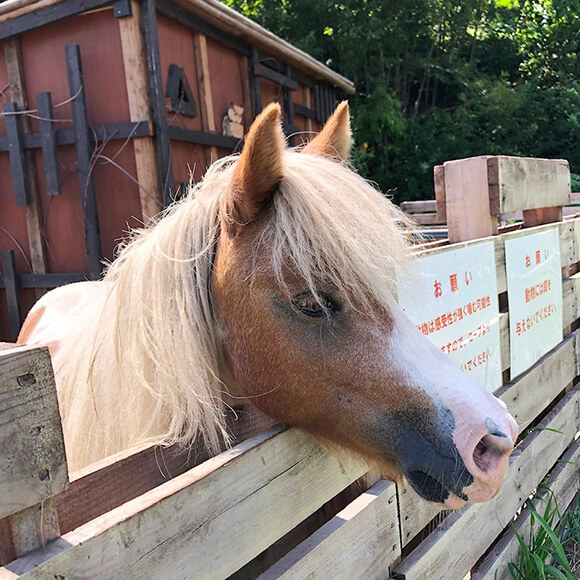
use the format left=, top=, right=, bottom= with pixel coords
left=3, top=102, right=30, bottom=206
left=65, top=44, right=103, bottom=279
left=473, top=438, right=580, bottom=580
left=433, top=165, right=446, bottom=223
left=143, top=0, right=174, bottom=205
left=0, top=251, right=23, bottom=341
left=259, top=479, right=399, bottom=580
left=118, top=0, right=163, bottom=221
left=193, top=31, right=218, bottom=165
left=4, top=37, right=49, bottom=285
left=393, top=384, right=580, bottom=580
left=0, top=346, right=67, bottom=520
left=489, top=156, right=571, bottom=214
left=36, top=92, right=60, bottom=197
left=2, top=427, right=366, bottom=578
left=400, top=200, right=437, bottom=214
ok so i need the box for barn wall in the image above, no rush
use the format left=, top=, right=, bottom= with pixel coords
left=0, top=2, right=343, bottom=341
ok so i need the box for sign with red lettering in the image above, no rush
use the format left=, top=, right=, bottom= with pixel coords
left=505, top=227, right=562, bottom=378
left=398, top=242, right=502, bottom=392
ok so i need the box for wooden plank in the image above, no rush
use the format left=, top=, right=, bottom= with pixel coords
left=192, top=31, right=218, bottom=165
left=0, top=346, right=67, bottom=520
left=408, top=213, right=442, bottom=225
left=3, top=102, right=30, bottom=206
left=433, top=165, right=446, bottom=223
left=253, top=62, right=298, bottom=91
left=250, top=46, right=262, bottom=116
left=118, top=0, right=163, bottom=221
left=473, top=438, right=580, bottom=580
left=400, top=200, right=437, bottom=214
left=393, top=384, right=580, bottom=580
left=522, top=206, right=563, bottom=228
left=304, top=87, right=313, bottom=134
left=143, top=0, right=174, bottom=205
left=2, top=427, right=366, bottom=578
left=35, top=92, right=60, bottom=197
left=497, top=329, right=577, bottom=432
left=443, top=156, right=497, bottom=243
left=0, top=0, right=112, bottom=40
left=1, top=251, right=23, bottom=341
left=65, top=43, right=103, bottom=280
left=258, top=479, right=400, bottom=580
left=490, top=156, right=571, bottom=214
left=5, top=30, right=56, bottom=293
left=167, top=125, right=238, bottom=149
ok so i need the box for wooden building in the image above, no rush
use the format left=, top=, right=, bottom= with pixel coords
left=0, top=0, right=354, bottom=340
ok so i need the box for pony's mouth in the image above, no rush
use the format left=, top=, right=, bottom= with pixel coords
left=407, top=470, right=468, bottom=508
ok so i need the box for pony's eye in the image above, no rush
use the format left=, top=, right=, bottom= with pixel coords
left=292, top=293, right=339, bottom=318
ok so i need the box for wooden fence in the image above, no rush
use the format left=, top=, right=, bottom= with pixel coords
left=1, top=155, right=579, bottom=579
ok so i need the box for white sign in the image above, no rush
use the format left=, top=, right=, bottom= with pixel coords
left=398, top=242, right=502, bottom=392
left=505, top=227, right=563, bottom=378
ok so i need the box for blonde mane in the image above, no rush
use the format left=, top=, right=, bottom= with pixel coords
left=54, top=149, right=415, bottom=472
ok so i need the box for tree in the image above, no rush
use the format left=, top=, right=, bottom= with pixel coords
left=224, top=0, right=580, bottom=201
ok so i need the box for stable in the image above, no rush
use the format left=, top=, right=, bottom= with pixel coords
left=0, top=0, right=354, bottom=341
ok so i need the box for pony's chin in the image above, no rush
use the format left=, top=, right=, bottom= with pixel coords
left=441, top=493, right=467, bottom=510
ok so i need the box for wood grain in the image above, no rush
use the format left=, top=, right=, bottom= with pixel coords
left=258, top=479, right=400, bottom=580
left=0, top=346, right=67, bottom=520
left=118, top=0, right=163, bottom=220
left=2, top=427, right=366, bottom=578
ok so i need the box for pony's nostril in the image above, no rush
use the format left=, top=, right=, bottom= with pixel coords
left=473, top=431, right=514, bottom=473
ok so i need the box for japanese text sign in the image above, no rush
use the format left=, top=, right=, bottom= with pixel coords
left=398, top=242, right=502, bottom=392
left=504, top=227, right=563, bottom=379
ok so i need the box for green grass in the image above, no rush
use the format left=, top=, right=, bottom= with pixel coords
left=504, top=486, right=580, bottom=580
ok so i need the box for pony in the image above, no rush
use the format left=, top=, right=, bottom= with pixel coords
left=18, top=102, right=518, bottom=509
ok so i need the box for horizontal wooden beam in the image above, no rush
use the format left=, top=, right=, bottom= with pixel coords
left=253, top=63, right=298, bottom=90
left=167, top=125, right=240, bottom=149
left=0, top=0, right=113, bottom=41
left=293, top=103, right=316, bottom=120
left=1, top=427, right=366, bottom=577
left=0, top=121, right=152, bottom=152
left=0, top=273, right=89, bottom=289
left=156, top=0, right=250, bottom=56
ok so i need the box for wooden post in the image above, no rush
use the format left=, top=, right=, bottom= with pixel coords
left=143, top=0, right=174, bottom=206
left=65, top=44, right=103, bottom=280
left=192, top=31, right=218, bottom=168
left=249, top=46, right=262, bottom=117
left=4, top=37, right=49, bottom=290
left=442, top=155, right=571, bottom=243
left=1, top=250, right=22, bottom=340
left=433, top=164, right=446, bottom=223
left=444, top=156, right=497, bottom=243
left=118, top=0, right=163, bottom=221
left=304, top=86, right=313, bottom=135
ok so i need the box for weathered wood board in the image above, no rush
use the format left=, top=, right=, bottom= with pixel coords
left=1, top=427, right=366, bottom=578
left=0, top=346, right=67, bottom=520
left=259, top=479, right=400, bottom=580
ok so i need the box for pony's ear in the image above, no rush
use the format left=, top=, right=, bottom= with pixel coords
left=302, top=101, right=351, bottom=162
left=222, top=103, right=285, bottom=238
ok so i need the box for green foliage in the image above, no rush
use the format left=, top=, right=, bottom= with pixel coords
left=223, top=0, right=580, bottom=202
left=505, top=487, right=580, bottom=579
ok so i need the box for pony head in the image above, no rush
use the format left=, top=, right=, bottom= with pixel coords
left=211, top=102, right=518, bottom=509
